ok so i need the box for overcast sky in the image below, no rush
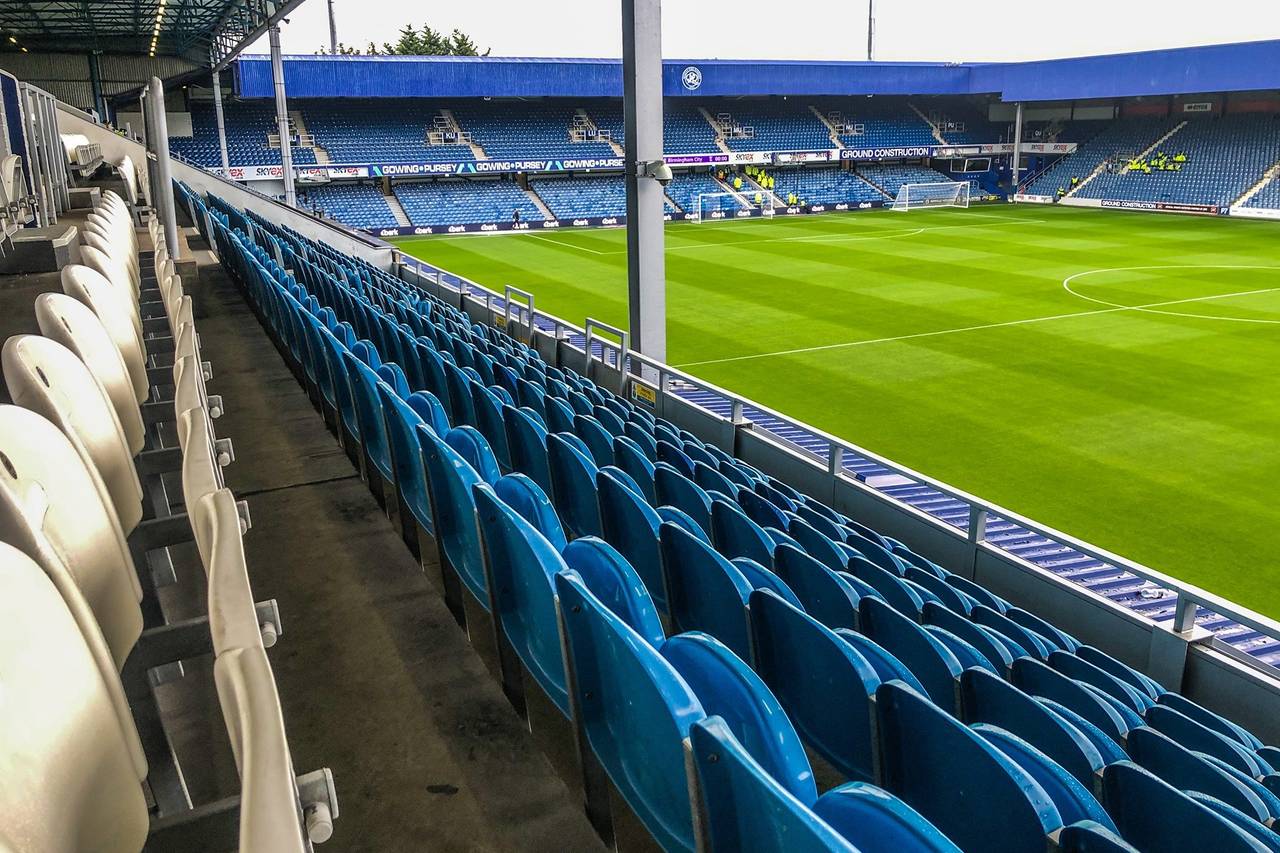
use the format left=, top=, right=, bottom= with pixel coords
left=247, top=0, right=1280, bottom=63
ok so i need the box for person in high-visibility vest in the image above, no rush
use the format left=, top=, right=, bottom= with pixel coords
left=754, top=191, right=763, bottom=205
left=733, top=176, right=743, bottom=190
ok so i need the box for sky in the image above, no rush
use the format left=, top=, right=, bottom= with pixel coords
left=248, top=0, right=1280, bottom=63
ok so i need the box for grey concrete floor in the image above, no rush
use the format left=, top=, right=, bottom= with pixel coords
left=188, top=240, right=606, bottom=852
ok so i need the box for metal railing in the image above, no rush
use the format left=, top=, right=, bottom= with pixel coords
left=391, top=251, right=1280, bottom=677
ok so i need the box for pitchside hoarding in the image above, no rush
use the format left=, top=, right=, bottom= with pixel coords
left=367, top=200, right=887, bottom=237
left=218, top=142, right=1076, bottom=183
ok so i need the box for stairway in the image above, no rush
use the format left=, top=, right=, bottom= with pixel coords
left=809, top=105, right=846, bottom=149
left=440, top=109, right=488, bottom=160
left=714, top=175, right=755, bottom=208
left=383, top=189, right=411, bottom=227
left=853, top=169, right=894, bottom=200
left=743, top=173, right=785, bottom=207
left=1067, top=120, right=1188, bottom=198
left=575, top=109, right=625, bottom=157
left=700, top=107, right=734, bottom=155
left=523, top=185, right=555, bottom=220
left=1232, top=160, right=1280, bottom=208
left=908, top=102, right=948, bottom=145
left=311, top=145, right=332, bottom=164
left=665, top=191, right=683, bottom=213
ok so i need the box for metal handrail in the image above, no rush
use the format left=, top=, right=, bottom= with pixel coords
left=390, top=251, right=1280, bottom=660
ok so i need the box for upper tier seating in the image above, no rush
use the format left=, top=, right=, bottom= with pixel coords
left=451, top=101, right=616, bottom=160
left=301, top=183, right=399, bottom=229
left=170, top=102, right=318, bottom=168
left=301, top=99, right=474, bottom=164
left=1024, top=118, right=1176, bottom=196
left=1075, top=114, right=1280, bottom=207
left=0, top=186, right=336, bottom=851
left=814, top=98, right=938, bottom=149
left=711, top=102, right=833, bottom=152
left=394, top=179, right=542, bottom=226
left=773, top=166, right=886, bottom=205
left=199, top=180, right=1280, bottom=853
left=663, top=102, right=722, bottom=154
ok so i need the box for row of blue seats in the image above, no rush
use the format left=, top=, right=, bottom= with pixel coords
left=190, top=184, right=1280, bottom=853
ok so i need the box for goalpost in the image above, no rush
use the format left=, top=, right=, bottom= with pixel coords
left=694, top=191, right=781, bottom=223
left=890, top=181, right=970, bottom=211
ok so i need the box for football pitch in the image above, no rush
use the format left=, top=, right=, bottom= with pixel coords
left=391, top=205, right=1280, bottom=618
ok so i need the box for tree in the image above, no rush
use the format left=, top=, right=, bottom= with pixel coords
left=316, top=24, right=489, bottom=56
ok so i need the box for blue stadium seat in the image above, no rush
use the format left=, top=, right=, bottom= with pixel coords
left=547, top=433, right=602, bottom=539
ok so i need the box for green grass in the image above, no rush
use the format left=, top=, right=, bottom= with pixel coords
left=392, top=205, right=1280, bottom=618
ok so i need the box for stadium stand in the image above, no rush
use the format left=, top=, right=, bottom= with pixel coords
left=451, top=101, right=616, bottom=160
left=858, top=163, right=955, bottom=197
left=815, top=97, right=939, bottom=148
left=532, top=175, right=677, bottom=218
left=709, top=101, right=833, bottom=152
left=773, top=166, right=887, bottom=205
left=394, top=179, right=543, bottom=226
left=1076, top=114, right=1280, bottom=207
left=662, top=101, right=723, bottom=153
left=170, top=102, right=319, bottom=168
left=173, top=174, right=1280, bottom=853
left=300, top=183, right=399, bottom=229
left=1244, top=174, right=1280, bottom=209
left=302, top=99, right=475, bottom=164
left=665, top=171, right=745, bottom=212
left=1024, top=118, right=1177, bottom=197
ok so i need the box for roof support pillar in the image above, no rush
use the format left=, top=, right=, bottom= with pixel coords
left=1010, top=101, right=1024, bottom=193
left=621, top=0, right=666, bottom=362
left=87, top=52, right=107, bottom=121
left=212, top=67, right=231, bottom=175
left=269, top=24, right=296, bottom=207
left=146, top=77, right=180, bottom=259
left=140, top=88, right=155, bottom=209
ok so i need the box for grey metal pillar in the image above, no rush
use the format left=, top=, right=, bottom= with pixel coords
left=211, top=67, right=231, bottom=174
left=88, top=52, right=106, bottom=119
left=327, top=0, right=339, bottom=54
left=269, top=24, right=297, bottom=207
left=1010, top=101, right=1024, bottom=194
left=140, top=87, right=157, bottom=209
left=147, top=77, right=181, bottom=259
left=621, top=0, right=666, bottom=362
left=866, top=0, right=875, bottom=62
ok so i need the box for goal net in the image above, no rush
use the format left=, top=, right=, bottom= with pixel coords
left=694, top=191, right=781, bottom=223
left=890, top=181, right=970, bottom=211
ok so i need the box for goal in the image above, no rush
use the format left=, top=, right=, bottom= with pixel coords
left=890, top=181, right=970, bottom=211
left=694, top=191, right=781, bottom=223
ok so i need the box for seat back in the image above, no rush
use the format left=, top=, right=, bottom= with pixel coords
left=61, top=264, right=148, bottom=402
left=561, top=536, right=665, bottom=646
left=750, top=589, right=881, bottom=781
left=598, top=466, right=667, bottom=611
left=473, top=483, right=571, bottom=716
left=659, top=521, right=754, bottom=660
left=34, top=292, right=146, bottom=454
left=772, top=544, right=860, bottom=631
left=377, top=384, right=432, bottom=531
left=193, top=489, right=273, bottom=655
left=709, top=498, right=775, bottom=567
left=654, top=464, right=711, bottom=534
left=214, top=645, right=312, bottom=852
left=858, top=597, right=962, bottom=711
left=547, top=432, right=602, bottom=539
left=554, top=571, right=705, bottom=853
left=876, top=680, right=1062, bottom=853
left=0, top=542, right=149, bottom=852
left=1101, top=762, right=1269, bottom=853
left=418, top=424, right=488, bottom=604
left=0, top=405, right=141, bottom=668
left=342, top=351, right=394, bottom=481
left=2, top=335, right=144, bottom=533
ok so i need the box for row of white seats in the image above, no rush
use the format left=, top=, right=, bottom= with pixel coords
left=0, top=190, right=334, bottom=852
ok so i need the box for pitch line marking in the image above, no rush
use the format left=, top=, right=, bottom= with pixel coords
left=1062, top=265, right=1280, bottom=325
left=528, top=233, right=614, bottom=255
left=674, top=275, right=1280, bottom=369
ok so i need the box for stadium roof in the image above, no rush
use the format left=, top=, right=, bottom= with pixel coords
left=0, top=0, right=308, bottom=68
left=235, top=39, right=1280, bottom=102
